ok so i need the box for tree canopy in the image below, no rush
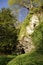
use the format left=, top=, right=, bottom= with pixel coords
left=0, top=8, right=19, bottom=54
left=8, top=0, right=43, bottom=8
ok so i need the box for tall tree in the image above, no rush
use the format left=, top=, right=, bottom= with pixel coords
left=0, top=8, right=19, bottom=54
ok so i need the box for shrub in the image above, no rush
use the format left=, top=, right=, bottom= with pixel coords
left=31, top=22, right=43, bottom=54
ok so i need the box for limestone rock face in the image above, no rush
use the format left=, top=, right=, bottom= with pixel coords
left=19, top=36, right=35, bottom=53
left=19, top=14, right=39, bottom=53
left=26, top=15, right=39, bottom=35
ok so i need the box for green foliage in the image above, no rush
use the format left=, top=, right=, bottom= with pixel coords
left=0, top=55, right=16, bottom=65
left=0, top=8, right=17, bottom=24
left=8, top=0, right=43, bottom=10
left=31, top=22, right=43, bottom=53
left=0, top=24, right=18, bottom=53
left=8, top=0, right=22, bottom=5
left=0, top=8, right=19, bottom=54
left=7, top=51, right=43, bottom=65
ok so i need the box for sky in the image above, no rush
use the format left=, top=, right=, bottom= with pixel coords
left=0, top=0, right=29, bottom=22
left=0, top=0, right=8, bottom=9
left=18, top=7, right=29, bottom=22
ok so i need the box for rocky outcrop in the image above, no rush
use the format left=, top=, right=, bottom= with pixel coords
left=19, top=36, right=35, bottom=53
left=26, top=14, right=39, bottom=35
left=18, top=14, right=40, bottom=53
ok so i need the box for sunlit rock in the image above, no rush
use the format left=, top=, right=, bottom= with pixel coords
left=26, top=14, right=39, bottom=35
left=19, top=14, right=40, bottom=53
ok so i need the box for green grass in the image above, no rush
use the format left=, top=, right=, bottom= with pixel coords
left=7, top=51, right=43, bottom=65
left=0, top=55, right=16, bottom=65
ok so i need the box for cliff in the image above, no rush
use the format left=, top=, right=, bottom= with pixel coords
left=18, top=12, right=43, bottom=53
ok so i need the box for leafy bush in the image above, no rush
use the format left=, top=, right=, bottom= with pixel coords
left=0, top=8, right=19, bottom=54
left=31, top=22, right=43, bottom=54
left=0, top=23, right=18, bottom=54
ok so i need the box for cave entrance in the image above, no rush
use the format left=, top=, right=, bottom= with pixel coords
left=21, top=48, right=25, bottom=54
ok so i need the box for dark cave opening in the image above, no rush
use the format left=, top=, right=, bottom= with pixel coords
left=21, top=48, right=25, bottom=54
